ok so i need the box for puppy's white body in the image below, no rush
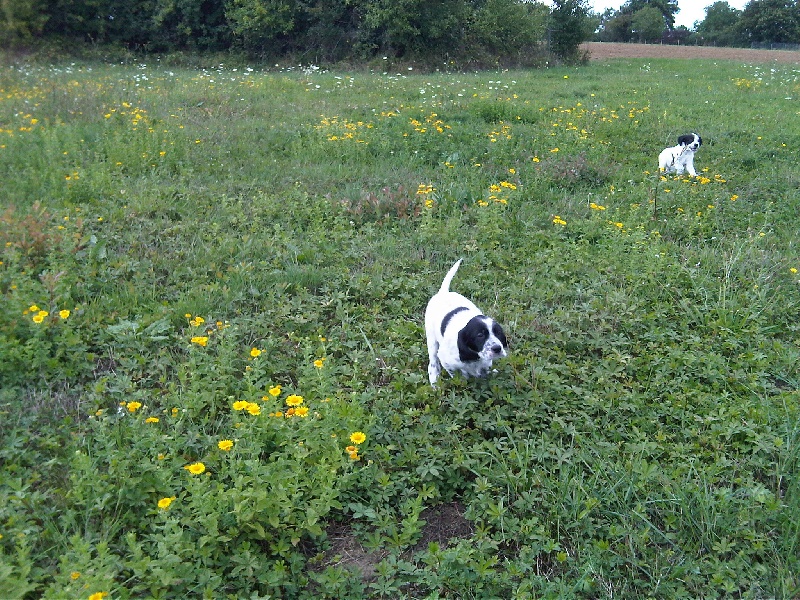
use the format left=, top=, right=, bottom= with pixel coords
left=425, top=259, right=507, bottom=387
left=658, top=133, right=702, bottom=176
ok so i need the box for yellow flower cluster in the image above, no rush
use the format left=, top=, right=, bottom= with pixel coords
left=186, top=314, right=230, bottom=348
left=347, top=431, right=367, bottom=460
left=409, top=112, right=451, bottom=135
left=315, top=115, right=372, bottom=143
left=24, top=304, right=72, bottom=324
left=417, top=183, right=436, bottom=209
left=232, top=400, right=261, bottom=415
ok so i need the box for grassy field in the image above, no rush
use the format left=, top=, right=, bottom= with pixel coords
left=1, top=53, right=799, bottom=599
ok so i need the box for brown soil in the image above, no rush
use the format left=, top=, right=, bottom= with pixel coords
left=583, top=41, right=800, bottom=64
left=317, top=501, right=474, bottom=582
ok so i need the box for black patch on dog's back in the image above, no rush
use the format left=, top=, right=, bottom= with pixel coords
left=457, top=316, right=489, bottom=362
left=441, top=306, right=469, bottom=335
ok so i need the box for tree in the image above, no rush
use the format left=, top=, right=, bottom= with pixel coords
left=1, top=0, right=48, bottom=44
left=598, top=12, right=634, bottom=42
left=467, top=0, right=548, bottom=56
left=631, top=5, right=664, bottom=41
left=696, top=1, right=744, bottom=45
left=224, top=0, right=299, bottom=52
left=549, top=0, right=593, bottom=62
left=357, top=0, right=470, bottom=58
left=621, top=0, right=678, bottom=29
left=739, top=0, right=800, bottom=44
left=152, top=0, right=230, bottom=50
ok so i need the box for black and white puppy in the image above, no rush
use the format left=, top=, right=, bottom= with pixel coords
left=425, top=259, right=508, bottom=388
left=658, top=133, right=702, bottom=176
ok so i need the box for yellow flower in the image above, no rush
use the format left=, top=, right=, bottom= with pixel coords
left=126, top=401, right=142, bottom=413
left=218, top=439, right=234, bottom=451
left=349, top=451, right=361, bottom=461
left=730, top=194, right=739, bottom=201
left=294, top=406, right=309, bottom=417
left=350, top=431, right=367, bottom=445
left=157, top=496, right=175, bottom=509
left=32, top=313, right=46, bottom=324
left=184, top=462, right=206, bottom=475
left=190, top=336, right=208, bottom=347
left=190, top=316, right=205, bottom=327
left=88, top=593, right=108, bottom=600
left=791, top=268, right=798, bottom=274
left=346, top=445, right=357, bottom=453
left=70, top=571, right=81, bottom=580
left=171, top=407, right=179, bottom=417
left=59, top=309, right=70, bottom=319
left=285, top=394, right=304, bottom=407
left=232, top=400, right=249, bottom=411
left=145, top=417, right=159, bottom=423
left=245, top=402, right=261, bottom=415
left=313, top=358, right=325, bottom=369
left=250, top=347, right=262, bottom=358
left=268, top=385, right=282, bottom=397
left=552, top=216, right=567, bottom=226
left=28, top=304, right=40, bottom=313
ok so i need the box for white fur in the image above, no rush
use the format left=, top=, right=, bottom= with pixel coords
left=425, top=259, right=507, bottom=388
left=658, top=133, right=702, bottom=177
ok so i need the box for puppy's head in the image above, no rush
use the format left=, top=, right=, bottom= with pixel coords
left=457, top=316, right=508, bottom=364
left=677, top=133, right=702, bottom=152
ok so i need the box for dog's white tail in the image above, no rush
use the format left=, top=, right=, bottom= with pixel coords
left=439, top=259, right=463, bottom=293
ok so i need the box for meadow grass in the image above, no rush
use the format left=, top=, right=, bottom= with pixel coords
left=1, top=53, right=799, bottom=598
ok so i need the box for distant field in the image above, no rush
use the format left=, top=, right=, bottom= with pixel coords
left=584, top=41, right=800, bottom=63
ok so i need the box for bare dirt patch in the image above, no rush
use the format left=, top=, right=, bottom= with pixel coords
left=316, top=502, right=474, bottom=582
left=583, top=41, right=800, bottom=64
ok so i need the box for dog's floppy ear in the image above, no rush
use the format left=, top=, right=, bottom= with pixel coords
left=457, top=316, right=489, bottom=362
left=677, top=134, right=694, bottom=146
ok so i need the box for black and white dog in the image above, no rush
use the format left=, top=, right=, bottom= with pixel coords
left=658, top=133, right=702, bottom=176
left=425, top=259, right=508, bottom=388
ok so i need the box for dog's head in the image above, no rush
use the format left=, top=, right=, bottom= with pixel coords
left=677, top=133, right=702, bottom=152
left=457, top=316, right=508, bottom=364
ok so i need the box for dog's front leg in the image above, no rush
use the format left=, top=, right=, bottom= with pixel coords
left=427, top=340, right=442, bottom=387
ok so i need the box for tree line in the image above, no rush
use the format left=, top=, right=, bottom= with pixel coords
left=595, top=0, right=800, bottom=47
left=1, top=0, right=595, bottom=64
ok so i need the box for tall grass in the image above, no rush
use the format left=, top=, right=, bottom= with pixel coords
left=1, top=53, right=799, bottom=598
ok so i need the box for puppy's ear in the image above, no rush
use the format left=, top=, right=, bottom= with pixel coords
left=457, top=317, right=488, bottom=362
left=695, top=135, right=702, bottom=146
left=677, top=134, right=694, bottom=146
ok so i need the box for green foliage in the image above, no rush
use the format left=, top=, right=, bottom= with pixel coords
left=548, top=0, right=593, bottom=63
left=631, top=5, right=665, bottom=42
left=697, top=1, right=746, bottom=46
left=0, top=0, right=47, bottom=45
left=739, top=0, right=800, bottom=44
left=621, top=0, right=679, bottom=28
left=1, top=55, right=800, bottom=598
left=224, top=0, right=299, bottom=52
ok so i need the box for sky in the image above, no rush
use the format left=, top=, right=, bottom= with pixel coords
left=586, top=0, right=750, bottom=29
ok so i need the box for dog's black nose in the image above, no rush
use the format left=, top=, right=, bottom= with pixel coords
left=492, top=344, right=503, bottom=354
